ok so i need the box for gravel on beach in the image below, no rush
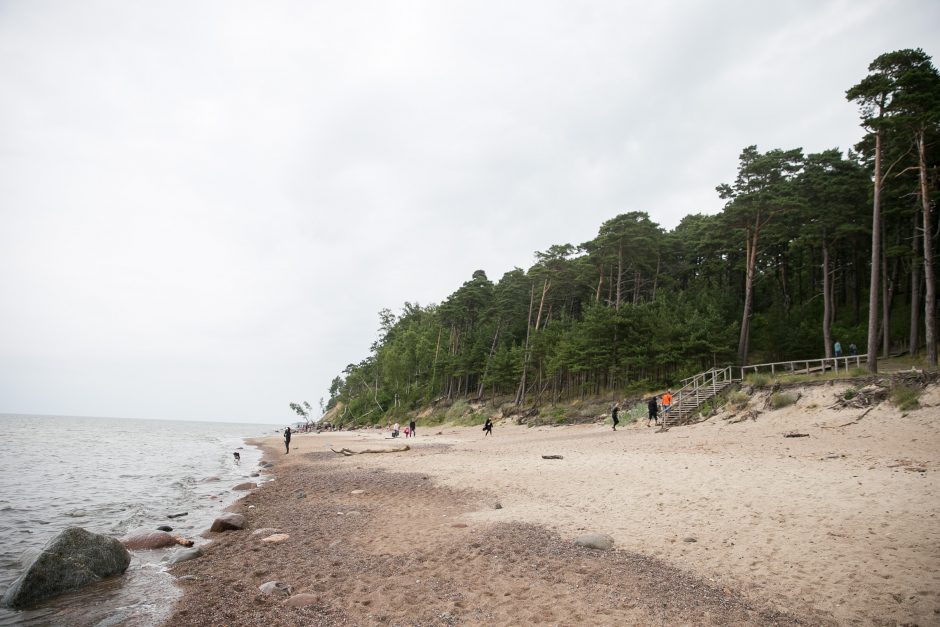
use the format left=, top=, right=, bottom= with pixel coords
left=168, top=445, right=815, bottom=626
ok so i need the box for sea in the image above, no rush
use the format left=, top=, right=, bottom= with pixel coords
left=0, top=414, right=280, bottom=626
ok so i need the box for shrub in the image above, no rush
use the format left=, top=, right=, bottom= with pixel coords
left=890, top=385, right=921, bottom=411
left=445, top=400, right=469, bottom=422
left=727, top=390, right=749, bottom=408
left=770, top=392, right=797, bottom=409
left=746, top=373, right=772, bottom=389
left=843, top=387, right=857, bottom=401
left=423, top=412, right=446, bottom=426
left=547, top=407, right=567, bottom=424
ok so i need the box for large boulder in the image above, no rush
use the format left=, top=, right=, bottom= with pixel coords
left=1, top=527, right=130, bottom=609
left=209, top=513, right=245, bottom=532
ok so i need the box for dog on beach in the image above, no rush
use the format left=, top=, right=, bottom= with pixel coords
left=233, top=452, right=240, bottom=461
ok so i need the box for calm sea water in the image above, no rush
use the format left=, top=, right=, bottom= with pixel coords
left=0, top=414, right=280, bottom=626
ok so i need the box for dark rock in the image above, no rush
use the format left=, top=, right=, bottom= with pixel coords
left=156, top=525, right=173, bottom=532
left=210, top=513, right=245, bottom=532
left=121, top=531, right=179, bottom=550
left=683, top=537, right=698, bottom=543
left=573, top=533, right=615, bottom=550
left=262, top=463, right=274, bottom=469
left=250, top=472, right=260, bottom=478
left=232, top=482, right=257, bottom=491
left=542, top=455, right=564, bottom=460
left=494, top=502, right=502, bottom=510
left=168, top=547, right=202, bottom=564
left=1, top=527, right=130, bottom=609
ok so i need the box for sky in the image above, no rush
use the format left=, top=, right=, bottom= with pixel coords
left=1, top=0, right=938, bottom=423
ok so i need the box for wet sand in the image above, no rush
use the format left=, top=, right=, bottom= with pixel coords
left=168, top=382, right=940, bottom=625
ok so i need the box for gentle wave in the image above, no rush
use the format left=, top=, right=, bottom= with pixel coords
left=0, top=414, right=278, bottom=626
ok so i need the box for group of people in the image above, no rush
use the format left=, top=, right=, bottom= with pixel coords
left=390, top=420, right=418, bottom=438
left=611, top=391, right=672, bottom=431
left=833, top=341, right=858, bottom=358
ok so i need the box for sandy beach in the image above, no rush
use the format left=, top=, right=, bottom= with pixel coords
left=169, top=381, right=940, bottom=625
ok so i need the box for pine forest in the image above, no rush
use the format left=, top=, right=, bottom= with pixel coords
left=323, top=49, right=940, bottom=427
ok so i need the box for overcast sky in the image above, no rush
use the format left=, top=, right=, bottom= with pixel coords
left=1, top=1, right=938, bottom=423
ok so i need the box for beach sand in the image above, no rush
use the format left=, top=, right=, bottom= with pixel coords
left=169, top=382, right=940, bottom=625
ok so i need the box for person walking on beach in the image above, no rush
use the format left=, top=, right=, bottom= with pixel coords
left=284, top=426, right=292, bottom=454
left=483, top=417, right=493, bottom=437
left=647, top=396, right=659, bottom=427
left=409, top=419, right=416, bottom=438
left=661, top=391, right=672, bottom=418
left=611, top=403, right=620, bottom=431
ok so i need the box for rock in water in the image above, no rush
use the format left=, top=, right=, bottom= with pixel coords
left=573, top=533, right=615, bottom=551
left=121, top=531, right=179, bottom=550
left=156, top=525, right=173, bottom=532
left=1, top=527, right=130, bottom=609
left=209, top=513, right=245, bottom=532
left=168, top=547, right=203, bottom=565
left=232, top=482, right=257, bottom=491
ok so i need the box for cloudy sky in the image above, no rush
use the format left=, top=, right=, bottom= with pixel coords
left=1, top=1, right=937, bottom=423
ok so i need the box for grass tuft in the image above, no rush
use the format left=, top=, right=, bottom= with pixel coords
left=890, top=385, right=921, bottom=411
left=769, top=392, right=797, bottom=409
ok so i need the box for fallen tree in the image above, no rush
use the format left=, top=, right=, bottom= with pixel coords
left=330, top=445, right=410, bottom=456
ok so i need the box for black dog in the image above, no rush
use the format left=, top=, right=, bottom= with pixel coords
left=233, top=452, right=240, bottom=461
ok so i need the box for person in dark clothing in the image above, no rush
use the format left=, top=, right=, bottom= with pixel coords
left=409, top=419, right=416, bottom=438
left=483, top=418, right=493, bottom=436
left=611, top=403, right=620, bottom=431
left=647, top=397, right=659, bottom=427
left=284, top=427, right=291, bottom=454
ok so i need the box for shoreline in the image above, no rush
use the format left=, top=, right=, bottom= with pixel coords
left=168, top=384, right=940, bottom=624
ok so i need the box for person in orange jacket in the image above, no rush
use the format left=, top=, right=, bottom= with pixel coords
left=661, top=391, right=673, bottom=417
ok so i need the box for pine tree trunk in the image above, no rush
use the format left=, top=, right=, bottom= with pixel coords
left=881, top=230, right=890, bottom=358
left=910, top=216, right=921, bottom=356
left=738, top=225, right=759, bottom=365
left=477, top=320, right=501, bottom=399
left=823, top=241, right=832, bottom=358
left=866, top=130, right=882, bottom=373
left=918, top=131, right=937, bottom=366
left=615, top=241, right=623, bottom=310
left=515, top=285, right=536, bottom=406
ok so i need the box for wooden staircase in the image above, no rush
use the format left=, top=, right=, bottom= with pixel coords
left=661, top=366, right=740, bottom=427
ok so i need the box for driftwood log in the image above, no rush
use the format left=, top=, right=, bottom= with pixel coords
left=541, top=455, right=564, bottom=460
left=330, top=445, right=410, bottom=456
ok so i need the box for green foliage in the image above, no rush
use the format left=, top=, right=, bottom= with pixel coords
left=445, top=400, right=470, bottom=422
left=318, top=48, right=940, bottom=427
left=770, top=392, right=798, bottom=409
left=727, top=390, right=750, bottom=408
left=890, top=385, right=921, bottom=411
left=843, top=387, right=857, bottom=400
left=745, top=373, right=772, bottom=389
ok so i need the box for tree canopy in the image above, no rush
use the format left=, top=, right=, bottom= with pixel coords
left=323, top=49, right=939, bottom=426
